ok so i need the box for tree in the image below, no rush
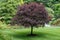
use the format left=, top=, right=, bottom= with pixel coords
left=11, top=2, right=49, bottom=35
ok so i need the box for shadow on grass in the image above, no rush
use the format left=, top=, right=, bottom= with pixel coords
left=4, top=29, right=60, bottom=40
left=9, top=31, right=48, bottom=40
left=9, top=31, right=60, bottom=40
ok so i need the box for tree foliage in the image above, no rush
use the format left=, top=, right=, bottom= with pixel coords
left=11, top=2, right=49, bottom=27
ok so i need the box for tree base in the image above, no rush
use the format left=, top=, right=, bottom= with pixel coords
left=27, top=34, right=37, bottom=36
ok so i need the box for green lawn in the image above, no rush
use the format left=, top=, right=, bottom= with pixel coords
left=0, top=27, right=60, bottom=40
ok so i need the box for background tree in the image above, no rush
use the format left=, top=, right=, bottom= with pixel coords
left=11, top=2, right=49, bottom=35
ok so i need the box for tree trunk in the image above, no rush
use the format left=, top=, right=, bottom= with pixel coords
left=31, top=26, right=33, bottom=35
left=42, top=23, right=45, bottom=27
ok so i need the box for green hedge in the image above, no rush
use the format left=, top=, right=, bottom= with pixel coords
left=0, top=0, right=24, bottom=24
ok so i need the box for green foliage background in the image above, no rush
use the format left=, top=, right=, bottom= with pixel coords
left=0, top=0, right=24, bottom=24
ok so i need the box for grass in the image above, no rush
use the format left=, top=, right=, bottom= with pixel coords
left=0, top=27, right=60, bottom=40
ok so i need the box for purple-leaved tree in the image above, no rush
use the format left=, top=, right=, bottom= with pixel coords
left=11, top=2, right=49, bottom=35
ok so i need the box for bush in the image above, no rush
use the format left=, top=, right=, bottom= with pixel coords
left=0, top=0, right=24, bottom=24
left=52, top=4, right=60, bottom=19
left=51, top=19, right=60, bottom=26
left=45, top=7, right=54, bottom=21
left=0, top=21, right=9, bottom=29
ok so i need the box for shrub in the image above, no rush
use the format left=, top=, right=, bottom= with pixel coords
left=0, top=0, right=24, bottom=24
left=52, top=4, right=60, bottom=19
left=45, top=7, right=55, bottom=23
left=0, top=21, right=9, bottom=29
left=51, top=19, right=60, bottom=26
